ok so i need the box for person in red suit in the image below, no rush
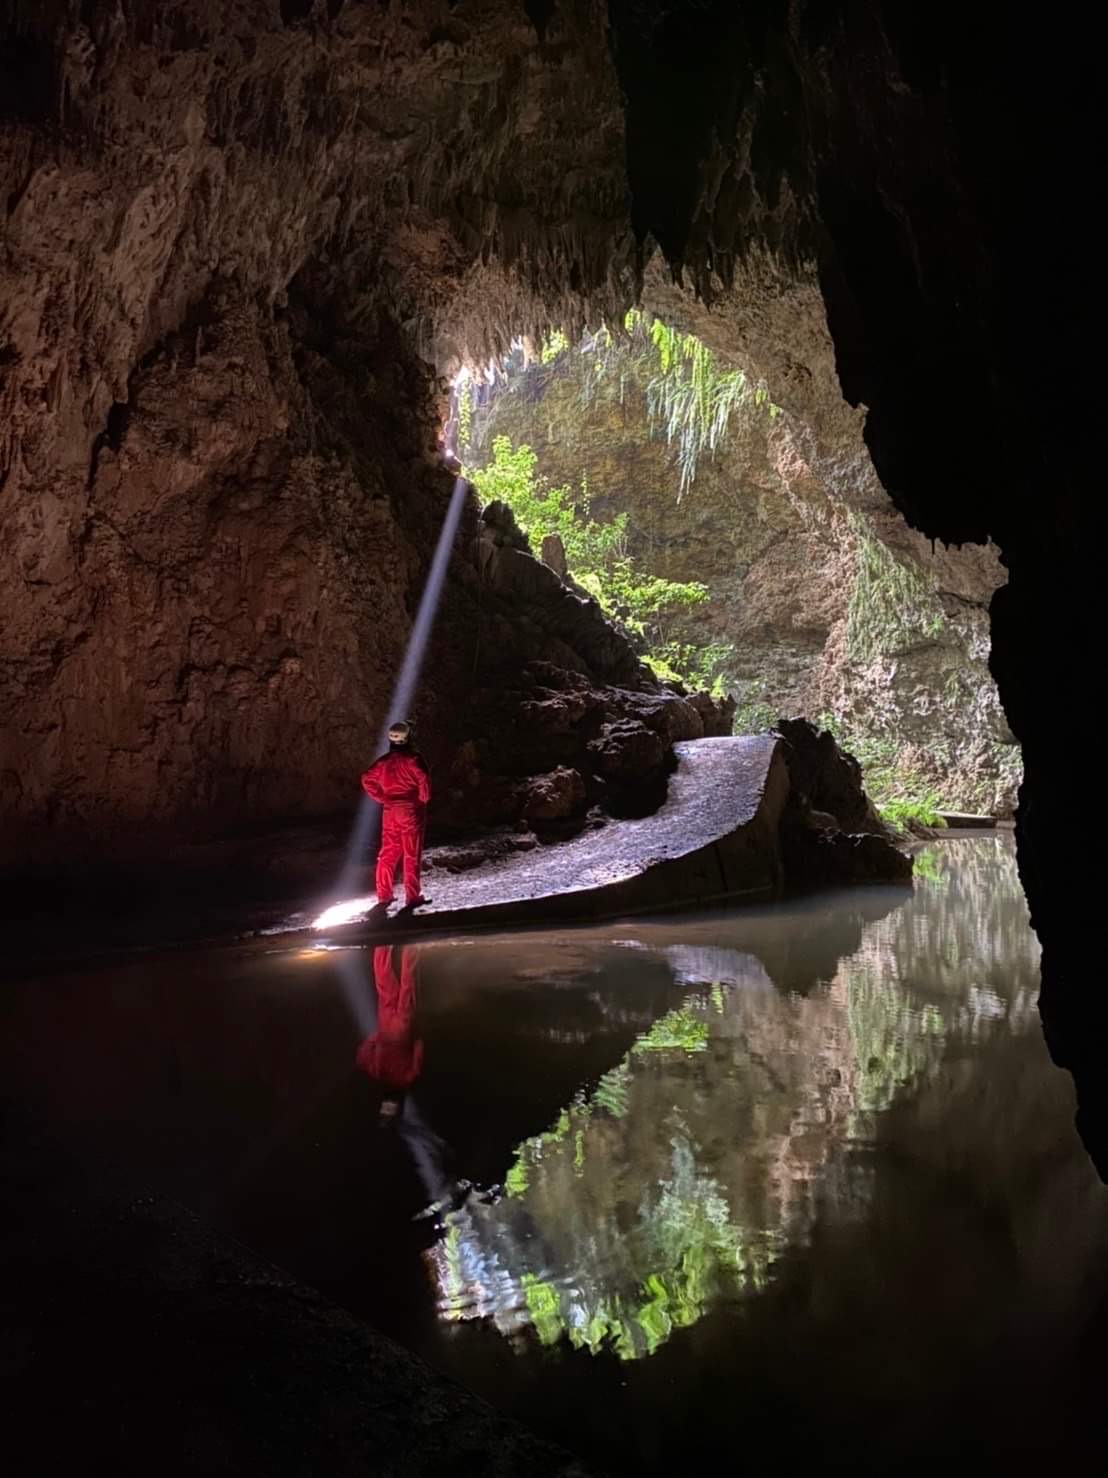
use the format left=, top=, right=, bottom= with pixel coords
left=360, top=719, right=431, bottom=909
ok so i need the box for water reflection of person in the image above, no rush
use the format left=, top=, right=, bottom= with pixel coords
left=356, top=945, right=423, bottom=1121
left=350, top=945, right=463, bottom=1218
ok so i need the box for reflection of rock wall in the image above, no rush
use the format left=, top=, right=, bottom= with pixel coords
left=428, top=838, right=1040, bottom=1359
left=470, top=333, right=1020, bottom=815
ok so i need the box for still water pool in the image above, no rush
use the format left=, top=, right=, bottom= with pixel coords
left=4, top=835, right=1105, bottom=1471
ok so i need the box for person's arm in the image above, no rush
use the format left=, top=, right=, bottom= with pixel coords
left=361, top=760, right=385, bottom=803
left=415, top=755, right=431, bottom=806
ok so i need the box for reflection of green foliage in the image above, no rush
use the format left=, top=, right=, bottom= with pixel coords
left=846, top=966, right=946, bottom=1117
left=633, top=1007, right=709, bottom=1054
left=504, top=1159, right=529, bottom=1197
left=467, top=436, right=710, bottom=687
left=504, top=1108, right=573, bottom=1197
left=428, top=840, right=1040, bottom=1366
left=511, top=1136, right=779, bottom=1362
left=504, top=1005, right=714, bottom=1214
left=593, top=1061, right=631, bottom=1119
left=481, top=1001, right=782, bottom=1361
left=540, top=328, right=568, bottom=363
left=912, top=847, right=946, bottom=886
left=520, top=1274, right=564, bottom=1346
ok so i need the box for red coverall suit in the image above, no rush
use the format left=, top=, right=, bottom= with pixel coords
left=360, top=745, right=431, bottom=906
left=355, top=946, right=423, bottom=1092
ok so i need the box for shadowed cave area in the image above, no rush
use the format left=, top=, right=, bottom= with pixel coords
left=1, top=2, right=1104, bottom=1474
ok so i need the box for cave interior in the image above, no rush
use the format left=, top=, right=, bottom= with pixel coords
left=0, top=0, right=1104, bottom=1468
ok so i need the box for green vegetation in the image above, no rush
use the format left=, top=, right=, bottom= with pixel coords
left=643, top=640, right=734, bottom=698
left=456, top=376, right=473, bottom=450
left=880, top=796, right=947, bottom=831
left=845, top=512, right=946, bottom=662
left=815, top=711, right=948, bottom=829
left=467, top=435, right=714, bottom=688
left=634, top=313, right=779, bottom=496
left=731, top=679, right=778, bottom=736
left=578, top=310, right=780, bottom=496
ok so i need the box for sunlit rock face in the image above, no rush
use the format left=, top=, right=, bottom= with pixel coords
left=469, top=307, right=1020, bottom=815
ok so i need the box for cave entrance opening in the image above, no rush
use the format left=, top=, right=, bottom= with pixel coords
left=453, top=312, right=1021, bottom=832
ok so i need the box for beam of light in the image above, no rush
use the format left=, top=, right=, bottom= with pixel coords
left=326, top=443, right=469, bottom=916
left=332, top=945, right=378, bottom=1035
left=312, top=895, right=376, bottom=931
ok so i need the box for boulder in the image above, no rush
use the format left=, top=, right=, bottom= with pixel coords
left=540, top=532, right=568, bottom=579
left=522, top=766, right=587, bottom=821
left=687, top=689, right=738, bottom=737
left=775, top=717, right=885, bottom=835
left=774, top=716, right=911, bottom=888
left=480, top=500, right=531, bottom=552
left=588, top=719, right=668, bottom=783
left=781, top=828, right=913, bottom=888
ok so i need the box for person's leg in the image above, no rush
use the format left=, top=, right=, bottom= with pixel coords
left=375, top=811, right=401, bottom=903
left=401, top=809, right=425, bottom=905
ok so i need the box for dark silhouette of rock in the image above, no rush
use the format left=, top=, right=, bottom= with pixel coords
left=540, top=532, right=568, bottom=578
left=775, top=718, right=885, bottom=835
left=774, top=717, right=911, bottom=889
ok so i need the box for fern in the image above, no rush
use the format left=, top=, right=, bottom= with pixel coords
left=589, top=312, right=779, bottom=496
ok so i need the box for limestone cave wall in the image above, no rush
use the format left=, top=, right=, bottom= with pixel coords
left=0, top=0, right=659, bottom=859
